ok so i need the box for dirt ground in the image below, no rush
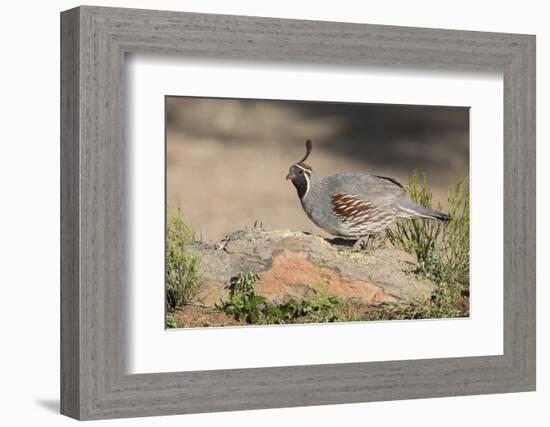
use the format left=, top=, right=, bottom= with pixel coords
left=170, top=305, right=243, bottom=328
left=166, top=97, right=469, bottom=242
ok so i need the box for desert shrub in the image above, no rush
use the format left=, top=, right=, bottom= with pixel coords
left=385, top=171, right=470, bottom=318
left=386, top=171, right=469, bottom=287
left=386, top=171, right=442, bottom=273
left=165, top=313, right=181, bottom=329
left=440, top=178, right=470, bottom=286
left=166, top=208, right=205, bottom=310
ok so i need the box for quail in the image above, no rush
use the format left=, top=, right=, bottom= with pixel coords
left=286, top=140, right=450, bottom=247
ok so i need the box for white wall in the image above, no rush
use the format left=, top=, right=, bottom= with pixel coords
left=0, top=0, right=546, bottom=425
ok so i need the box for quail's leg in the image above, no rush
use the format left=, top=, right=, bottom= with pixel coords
left=351, top=236, right=369, bottom=252
left=352, top=234, right=385, bottom=252
left=373, top=233, right=386, bottom=250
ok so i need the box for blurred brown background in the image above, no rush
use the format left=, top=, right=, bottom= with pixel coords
left=166, top=97, right=469, bottom=242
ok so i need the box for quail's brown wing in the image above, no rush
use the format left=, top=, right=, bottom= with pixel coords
left=331, top=193, right=378, bottom=223
left=330, top=188, right=400, bottom=235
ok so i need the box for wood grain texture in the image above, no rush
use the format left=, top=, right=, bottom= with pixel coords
left=60, top=7, right=80, bottom=419
left=60, top=5, right=536, bottom=420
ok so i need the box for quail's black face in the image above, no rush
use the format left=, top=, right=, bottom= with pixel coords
left=286, top=164, right=306, bottom=180
left=286, top=163, right=312, bottom=199
left=287, top=140, right=314, bottom=199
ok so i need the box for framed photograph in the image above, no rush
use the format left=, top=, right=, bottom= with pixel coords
left=163, top=97, right=470, bottom=330
left=60, top=6, right=536, bottom=420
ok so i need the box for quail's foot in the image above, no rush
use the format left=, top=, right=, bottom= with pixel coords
left=351, top=234, right=385, bottom=253
left=351, top=237, right=369, bottom=252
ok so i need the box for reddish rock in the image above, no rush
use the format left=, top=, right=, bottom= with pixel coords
left=255, top=250, right=386, bottom=303
left=192, top=229, right=433, bottom=306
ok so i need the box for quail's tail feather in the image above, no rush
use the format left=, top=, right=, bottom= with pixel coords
left=416, top=206, right=450, bottom=221
left=396, top=199, right=450, bottom=222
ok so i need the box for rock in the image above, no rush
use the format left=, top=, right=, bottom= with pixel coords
left=255, top=250, right=386, bottom=303
left=194, top=229, right=433, bottom=306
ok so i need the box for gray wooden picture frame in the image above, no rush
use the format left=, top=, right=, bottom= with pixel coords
left=60, top=5, right=536, bottom=421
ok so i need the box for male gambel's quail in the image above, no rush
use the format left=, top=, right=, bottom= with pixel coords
left=286, top=140, right=449, bottom=245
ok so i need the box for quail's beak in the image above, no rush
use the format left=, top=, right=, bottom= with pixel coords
left=285, top=172, right=291, bottom=180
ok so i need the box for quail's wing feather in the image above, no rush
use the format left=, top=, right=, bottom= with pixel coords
left=330, top=192, right=379, bottom=225
left=325, top=174, right=404, bottom=235
left=328, top=173, right=405, bottom=206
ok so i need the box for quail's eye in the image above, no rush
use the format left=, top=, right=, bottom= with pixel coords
left=299, top=170, right=303, bottom=175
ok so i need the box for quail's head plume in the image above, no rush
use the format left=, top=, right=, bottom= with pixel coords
left=286, top=140, right=449, bottom=241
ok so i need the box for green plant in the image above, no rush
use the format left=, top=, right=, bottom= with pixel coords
left=386, top=171, right=442, bottom=272
left=165, top=313, right=180, bottom=329
left=217, top=272, right=266, bottom=323
left=441, top=178, right=470, bottom=286
left=230, top=272, right=261, bottom=300
left=166, top=208, right=205, bottom=310
left=266, top=265, right=342, bottom=324
left=384, top=171, right=469, bottom=319
left=386, top=171, right=470, bottom=288
left=331, top=283, right=467, bottom=323
left=216, top=271, right=467, bottom=326
left=263, top=295, right=342, bottom=324
left=218, top=269, right=344, bottom=325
